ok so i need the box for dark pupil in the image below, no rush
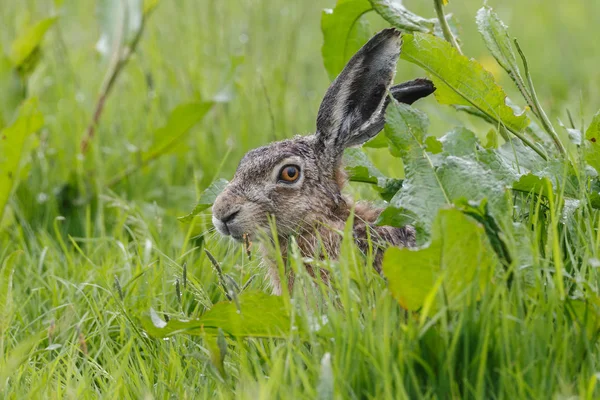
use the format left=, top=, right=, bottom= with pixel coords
left=285, top=167, right=297, bottom=179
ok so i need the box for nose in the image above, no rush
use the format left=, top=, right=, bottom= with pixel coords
left=220, top=209, right=239, bottom=224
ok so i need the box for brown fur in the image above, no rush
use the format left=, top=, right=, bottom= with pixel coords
left=211, top=29, right=431, bottom=295
left=260, top=166, right=415, bottom=295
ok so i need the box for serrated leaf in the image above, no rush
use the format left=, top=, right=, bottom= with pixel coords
left=476, top=7, right=518, bottom=75
left=437, top=156, right=509, bottom=214
left=440, top=127, right=478, bottom=156
left=0, top=98, right=44, bottom=225
left=343, top=148, right=402, bottom=201
left=369, top=0, right=457, bottom=40
left=401, top=33, right=530, bottom=134
left=321, top=0, right=373, bottom=80
left=369, top=0, right=432, bottom=32
left=9, top=17, right=57, bottom=67
left=363, top=132, right=388, bottom=148
left=383, top=208, right=497, bottom=311
left=584, top=110, right=600, bottom=174
left=512, top=173, right=553, bottom=197
left=501, top=140, right=547, bottom=172
left=424, top=136, right=443, bottom=154
left=378, top=157, right=446, bottom=233
left=379, top=101, right=509, bottom=233
left=455, top=198, right=513, bottom=269
left=384, top=100, right=430, bottom=160
left=140, top=291, right=296, bottom=339
left=343, top=147, right=387, bottom=185
left=96, top=0, right=143, bottom=58
left=178, top=179, right=229, bottom=223
left=378, top=101, right=443, bottom=231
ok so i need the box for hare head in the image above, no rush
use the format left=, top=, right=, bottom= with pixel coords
left=212, top=29, right=434, bottom=274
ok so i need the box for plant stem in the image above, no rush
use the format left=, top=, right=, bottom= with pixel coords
left=433, top=0, right=462, bottom=55
left=514, top=39, right=566, bottom=155
left=80, top=10, right=150, bottom=154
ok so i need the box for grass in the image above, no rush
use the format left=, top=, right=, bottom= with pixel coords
left=1, top=0, right=600, bottom=398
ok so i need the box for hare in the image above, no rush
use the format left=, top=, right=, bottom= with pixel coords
left=212, top=28, right=435, bottom=294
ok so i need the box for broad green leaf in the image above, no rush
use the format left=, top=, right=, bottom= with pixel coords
left=584, top=110, right=600, bottom=174
left=384, top=100, right=429, bottom=160
left=321, top=0, right=372, bottom=80
left=369, top=0, right=456, bottom=40
left=512, top=173, right=553, bottom=197
left=424, top=136, right=443, bottom=154
left=9, top=17, right=57, bottom=67
left=140, top=291, right=296, bottom=339
left=383, top=208, right=497, bottom=311
left=476, top=7, right=519, bottom=75
left=343, top=146, right=390, bottom=183
left=0, top=98, right=44, bottom=225
left=343, top=148, right=403, bottom=201
left=369, top=0, right=433, bottom=32
left=0, top=54, right=25, bottom=129
left=477, top=140, right=546, bottom=186
left=378, top=157, right=446, bottom=234
left=401, top=33, right=530, bottom=134
left=440, top=127, right=478, bottom=156
left=437, top=156, right=509, bottom=214
left=512, top=163, right=579, bottom=201
left=455, top=198, right=512, bottom=269
left=178, top=179, right=229, bottom=222
left=379, top=101, right=509, bottom=233
left=363, top=132, right=388, bottom=148
left=0, top=252, right=20, bottom=336
left=377, top=101, right=442, bottom=233
left=96, top=0, right=143, bottom=58
left=144, top=101, right=213, bottom=163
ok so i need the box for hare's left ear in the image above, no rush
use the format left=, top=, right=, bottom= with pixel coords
left=315, top=28, right=401, bottom=162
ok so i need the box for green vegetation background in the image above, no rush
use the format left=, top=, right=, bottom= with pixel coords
left=1, top=0, right=600, bottom=398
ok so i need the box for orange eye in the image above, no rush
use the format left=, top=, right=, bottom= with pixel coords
left=279, top=165, right=300, bottom=183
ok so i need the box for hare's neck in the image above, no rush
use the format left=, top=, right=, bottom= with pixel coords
left=258, top=202, right=386, bottom=295
left=259, top=229, right=340, bottom=296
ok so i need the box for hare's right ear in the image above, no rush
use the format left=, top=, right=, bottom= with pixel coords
left=315, top=28, right=401, bottom=164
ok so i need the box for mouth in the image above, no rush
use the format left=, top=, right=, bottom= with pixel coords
left=212, top=216, right=246, bottom=242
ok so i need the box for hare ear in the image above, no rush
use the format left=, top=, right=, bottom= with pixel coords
left=353, top=78, right=436, bottom=142
left=315, top=28, right=401, bottom=161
